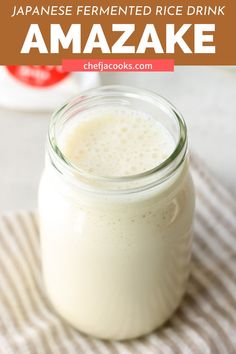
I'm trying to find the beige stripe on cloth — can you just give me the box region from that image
[0,156,236,354]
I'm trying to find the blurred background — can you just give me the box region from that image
[0,66,235,211]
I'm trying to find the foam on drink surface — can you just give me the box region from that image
[60,108,175,177]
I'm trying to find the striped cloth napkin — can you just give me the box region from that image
[0,156,236,354]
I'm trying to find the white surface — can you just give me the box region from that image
[0,68,100,111]
[0,67,235,211]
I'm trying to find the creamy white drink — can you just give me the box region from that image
[39,87,195,340]
[61,109,175,176]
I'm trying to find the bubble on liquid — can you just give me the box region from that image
[61,106,175,178]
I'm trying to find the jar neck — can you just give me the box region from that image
[47,86,188,195]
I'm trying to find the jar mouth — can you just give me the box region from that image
[48,85,187,192]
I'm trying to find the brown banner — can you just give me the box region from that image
[0,0,235,65]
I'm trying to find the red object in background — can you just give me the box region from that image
[6,66,70,88]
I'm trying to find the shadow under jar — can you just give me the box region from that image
[38,86,195,340]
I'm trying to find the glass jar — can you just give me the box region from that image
[38,86,195,340]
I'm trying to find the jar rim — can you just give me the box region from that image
[48,85,188,193]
